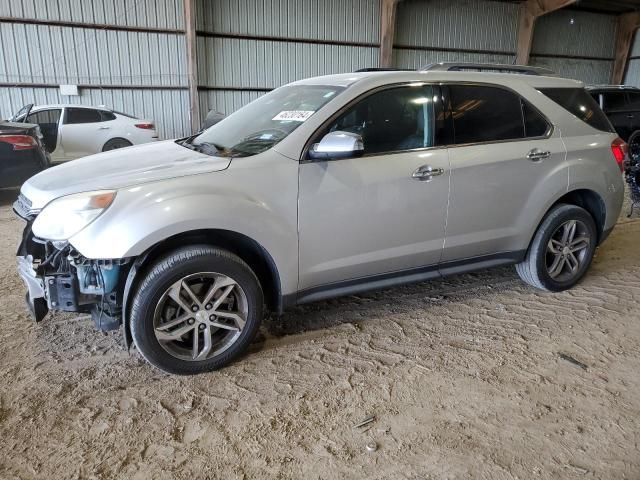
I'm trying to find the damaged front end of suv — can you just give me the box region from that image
[14,191,130,332]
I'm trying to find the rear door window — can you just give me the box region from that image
[602,92,629,112]
[538,88,615,133]
[447,85,525,144]
[627,92,640,110]
[64,108,103,124]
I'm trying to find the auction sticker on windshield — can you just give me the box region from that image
[272,111,315,122]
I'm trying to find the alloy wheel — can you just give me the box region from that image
[153,272,248,362]
[545,219,591,282]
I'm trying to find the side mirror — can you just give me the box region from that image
[308,131,364,160]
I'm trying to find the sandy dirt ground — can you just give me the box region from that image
[1,187,639,480]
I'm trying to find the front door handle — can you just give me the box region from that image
[526,149,551,161]
[412,165,445,181]
[627,114,635,119]
[98,126,110,130]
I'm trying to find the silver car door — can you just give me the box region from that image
[298,84,450,292]
[441,83,567,264]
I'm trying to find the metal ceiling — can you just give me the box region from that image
[494,0,640,14]
[571,0,640,14]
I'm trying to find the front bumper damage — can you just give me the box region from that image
[14,203,130,331]
[17,253,48,321]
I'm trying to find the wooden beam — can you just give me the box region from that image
[515,0,576,65]
[184,0,200,133]
[612,12,640,85]
[379,0,401,68]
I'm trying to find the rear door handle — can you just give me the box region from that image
[526,149,551,161]
[627,114,635,119]
[98,126,110,130]
[412,165,445,181]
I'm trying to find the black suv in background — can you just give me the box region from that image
[588,86,640,142]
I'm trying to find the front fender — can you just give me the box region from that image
[69,155,299,294]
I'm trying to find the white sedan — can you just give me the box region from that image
[11,104,159,162]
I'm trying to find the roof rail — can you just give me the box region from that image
[355,67,415,72]
[421,62,555,76]
[586,84,639,90]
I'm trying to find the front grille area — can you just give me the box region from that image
[13,193,35,220]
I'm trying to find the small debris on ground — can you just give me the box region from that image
[365,441,378,453]
[558,353,588,370]
[353,415,375,429]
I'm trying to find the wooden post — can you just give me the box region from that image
[379,0,401,68]
[612,12,640,85]
[516,4,536,65]
[515,0,576,65]
[184,0,200,133]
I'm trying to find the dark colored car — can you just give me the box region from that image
[0,121,50,188]
[588,86,640,142]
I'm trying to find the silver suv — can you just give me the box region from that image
[14,63,625,375]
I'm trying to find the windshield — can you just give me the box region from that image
[188,85,344,157]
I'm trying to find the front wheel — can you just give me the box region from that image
[516,204,597,292]
[130,246,263,375]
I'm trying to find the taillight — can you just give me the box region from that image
[135,123,155,130]
[0,134,38,151]
[611,137,627,172]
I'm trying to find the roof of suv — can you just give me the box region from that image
[291,70,583,90]
[30,104,112,110]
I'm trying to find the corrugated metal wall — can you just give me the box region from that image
[0,0,184,29]
[0,0,184,28]
[195,0,379,118]
[393,0,518,68]
[0,0,630,141]
[0,23,187,85]
[624,33,640,88]
[0,0,190,139]
[529,9,617,85]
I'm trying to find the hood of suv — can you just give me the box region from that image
[21,140,232,209]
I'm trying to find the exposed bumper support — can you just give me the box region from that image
[17,254,48,321]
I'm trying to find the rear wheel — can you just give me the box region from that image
[102,138,132,151]
[130,246,263,375]
[516,204,597,292]
[628,130,640,169]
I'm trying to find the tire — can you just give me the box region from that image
[628,130,640,171]
[130,246,263,375]
[516,204,597,292]
[102,138,132,151]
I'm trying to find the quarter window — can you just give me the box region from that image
[99,110,117,121]
[522,101,550,138]
[320,85,439,155]
[65,108,103,124]
[448,85,525,144]
[539,88,615,133]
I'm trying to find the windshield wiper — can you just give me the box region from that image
[176,134,199,150]
[194,142,224,156]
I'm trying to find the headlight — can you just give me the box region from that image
[32,190,116,240]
